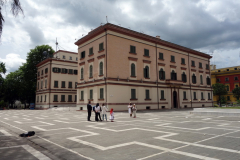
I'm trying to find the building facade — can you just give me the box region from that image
[35,50,78,109]
[75,23,213,111]
[211,65,240,104]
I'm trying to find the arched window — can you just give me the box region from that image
[81,68,84,79]
[89,65,93,78]
[143,66,149,78]
[99,62,103,76]
[159,68,165,80]
[192,73,196,83]
[200,75,203,84]
[182,72,187,82]
[131,63,136,77]
[171,70,177,80]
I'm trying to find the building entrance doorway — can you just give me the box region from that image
[173,91,178,108]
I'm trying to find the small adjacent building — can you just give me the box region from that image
[75,23,213,111]
[211,65,240,104]
[35,50,78,109]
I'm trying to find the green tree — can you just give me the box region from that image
[0,0,23,40]
[232,87,240,101]
[0,62,6,100]
[3,70,22,107]
[212,83,228,107]
[22,45,54,104]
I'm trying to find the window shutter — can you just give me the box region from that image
[143,68,146,78]
[159,70,161,79]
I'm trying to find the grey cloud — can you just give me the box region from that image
[24,24,45,46]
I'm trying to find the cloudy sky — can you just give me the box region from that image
[1,0,240,76]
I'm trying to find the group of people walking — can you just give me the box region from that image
[87,102,137,122]
[87,101,114,122]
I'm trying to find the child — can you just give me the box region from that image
[109,108,114,122]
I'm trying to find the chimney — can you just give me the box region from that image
[156,35,160,39]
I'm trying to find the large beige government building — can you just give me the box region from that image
[75,23,213,111]
[35,50,78,109]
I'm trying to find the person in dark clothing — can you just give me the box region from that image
[87,101,92,121]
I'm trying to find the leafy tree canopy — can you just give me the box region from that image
[232,87,240,100]
[212,83,228,106]
[0,0,23,40]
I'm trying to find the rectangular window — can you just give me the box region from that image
[199,62,202,68]
[208,93,211,100]
[227,96,230,101]
[74,70,78,75]
[131,89,136,99]
[225,78,229,81]
[159,52,163,60]
[81,91,84,100]
[41,70,43,75]
[41,81,43,89]
[54,95,58,102]
[236,85,238,88]
[54,81,58,88]
[76,57,78,61]
[45,79,47,88]
[37,82,39,89]
[75,95,77,102]
[161,90,164,100]
[90,89,93,100]
[75,82,77,88]
[69,56,72,60]
[99,43,104,51]
[40,96,42,102]
[45,95,46,102]
[38,72,40,77]
[68,95,72,102]
[63,55,65,59]
[145,90,150,99]
[201,92,204,99]
[100,88,104,99]
[234,77,238,80]
[206,64,209,70]
[68,82,72,88]
[183,91,187,99]
[130,46,136,53]
[89,47,93,55]
[191,61,195,67]
[193,92,197,99]
[61,68,66,73]
[37,96,39,102]
[61,81,65,88]
[227,69,229,71]
[68,69,73,74]
[217,78,220,82]
[61,95,65,102]
[181,58,185,64]
[45,68,48,73]
[171,55,175,62]
[81,51,85,59]
[144,49,149,56]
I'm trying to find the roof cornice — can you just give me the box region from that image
[75,23,212,59]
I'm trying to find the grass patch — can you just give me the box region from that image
[213,107,240,109]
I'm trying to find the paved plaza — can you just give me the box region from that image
[1,109,240,160]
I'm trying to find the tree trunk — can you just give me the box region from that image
[219,95,221,107]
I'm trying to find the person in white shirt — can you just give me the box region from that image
[101,103,108,121]
[95,103,102,121]
[128,102,133,117]
[132,104,137,118]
